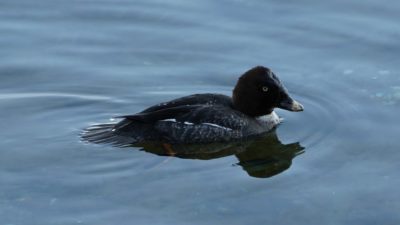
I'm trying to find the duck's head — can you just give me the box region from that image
[232,66,303,117]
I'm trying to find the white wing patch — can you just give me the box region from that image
[160,118,177,122]
[159,119,232,131]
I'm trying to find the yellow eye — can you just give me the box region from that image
[262,86,269,92]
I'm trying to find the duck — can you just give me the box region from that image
[81,66,303,146]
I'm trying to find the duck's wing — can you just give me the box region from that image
[115,93,232,123]
[81,105,202,146]
[140,93,232,113]
[116,105,200,123]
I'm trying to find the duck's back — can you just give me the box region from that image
[140,93,233,113]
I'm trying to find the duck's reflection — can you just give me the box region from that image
[133,131,304,178]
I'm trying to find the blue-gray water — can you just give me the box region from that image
[1,0,400,224]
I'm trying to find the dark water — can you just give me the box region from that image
[1,0,400,224]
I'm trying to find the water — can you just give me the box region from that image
[1,0,400,224]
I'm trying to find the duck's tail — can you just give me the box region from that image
[80,123,137,147]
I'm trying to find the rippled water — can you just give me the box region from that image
[1,0,400,224]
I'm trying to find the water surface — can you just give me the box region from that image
[1,0,400,224]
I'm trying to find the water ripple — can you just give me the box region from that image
[0,92,126,103]
[283,82,365,149]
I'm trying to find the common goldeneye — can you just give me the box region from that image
[81,66,303,145]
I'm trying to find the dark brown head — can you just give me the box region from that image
[232,66,303,117]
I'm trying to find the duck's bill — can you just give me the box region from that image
[278,98,304,112]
